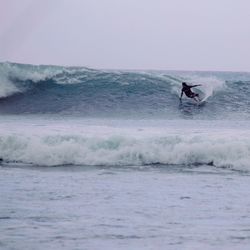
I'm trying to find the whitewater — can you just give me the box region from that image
[1,62,250,250]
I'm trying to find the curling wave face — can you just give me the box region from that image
[0,62,250,119]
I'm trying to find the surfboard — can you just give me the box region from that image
[197,99,206,106]
[198,93,210,104]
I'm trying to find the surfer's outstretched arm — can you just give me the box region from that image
[190,84,201,88]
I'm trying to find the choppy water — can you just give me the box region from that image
[2,165,250,250]
[1,62,250,249]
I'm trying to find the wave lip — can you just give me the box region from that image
[0,132,250,171]
[0,62,95,98]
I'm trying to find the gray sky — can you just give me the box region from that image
[1,0,250,71]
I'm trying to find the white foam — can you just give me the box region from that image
[0,118,249,170]
[0,78,20,97]
[0,63,22,97]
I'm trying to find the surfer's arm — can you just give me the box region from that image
[190,84,201,88]
[180,90,183,100]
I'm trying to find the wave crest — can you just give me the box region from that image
[0,62,249,119]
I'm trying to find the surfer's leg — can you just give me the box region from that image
[190,93,199,102]
[192,93,200,102]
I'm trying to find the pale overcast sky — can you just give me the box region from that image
[1,0,250,71]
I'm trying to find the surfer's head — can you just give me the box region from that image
[182,82,187,87]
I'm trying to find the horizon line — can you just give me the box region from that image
[1,60,250,74]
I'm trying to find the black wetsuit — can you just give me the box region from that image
[180,84,200,99]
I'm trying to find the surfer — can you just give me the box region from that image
[180,82,201,102]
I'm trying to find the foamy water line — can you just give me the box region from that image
[1,119,250,170]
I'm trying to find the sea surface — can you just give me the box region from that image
[1,62,250,250]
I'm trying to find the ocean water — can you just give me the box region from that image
[1,62,250,250]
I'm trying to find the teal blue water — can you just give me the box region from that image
[0,62,250,119]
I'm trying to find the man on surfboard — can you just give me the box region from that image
[180,82,201,102]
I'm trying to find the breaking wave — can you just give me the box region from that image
[0,62,250,119]
[0,130,250,170]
